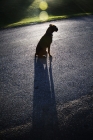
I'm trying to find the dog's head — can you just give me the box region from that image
[49,24,58,32]
[46,24,58,34]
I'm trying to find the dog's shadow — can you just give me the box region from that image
[32,56,60,140]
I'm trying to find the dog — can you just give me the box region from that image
[35,24,58,57]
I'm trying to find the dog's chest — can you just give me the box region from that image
[40,34,52,45]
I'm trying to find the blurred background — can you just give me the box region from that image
[0,0,93,27]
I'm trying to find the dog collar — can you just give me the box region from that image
[46,33,53,36]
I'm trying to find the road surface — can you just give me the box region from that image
[0,15,93,140]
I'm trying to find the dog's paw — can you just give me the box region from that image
[35,53,36,57]
[49,54,52,58]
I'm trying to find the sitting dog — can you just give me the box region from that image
[35,24,58,57]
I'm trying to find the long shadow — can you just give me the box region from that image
[32,56,60,140]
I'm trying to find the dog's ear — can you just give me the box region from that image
[49,24,53,27]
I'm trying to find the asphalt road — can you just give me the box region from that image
[0,15,93,140]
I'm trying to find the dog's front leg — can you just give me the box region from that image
[48,45,51,57]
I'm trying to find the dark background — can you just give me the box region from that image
[0,0,93,27]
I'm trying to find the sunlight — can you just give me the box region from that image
[39,1,48,10]
[39,11,49,21]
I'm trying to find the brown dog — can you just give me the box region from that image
[35,24,58,57]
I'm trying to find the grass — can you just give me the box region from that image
[3,12,93,29]
[4,16,67,28]
[0,0,93,29]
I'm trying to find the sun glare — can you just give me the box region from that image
[39,1,48,10]
[39,11,49,21]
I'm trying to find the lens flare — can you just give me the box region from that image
[39,1,48,10]
[39,11,49,21]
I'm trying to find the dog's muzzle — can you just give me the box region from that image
[56,27,58,32]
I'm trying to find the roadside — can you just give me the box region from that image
[1,13,93,29]
[0,88,93,140]
[0,11,93,140]
[0,0,93,29]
